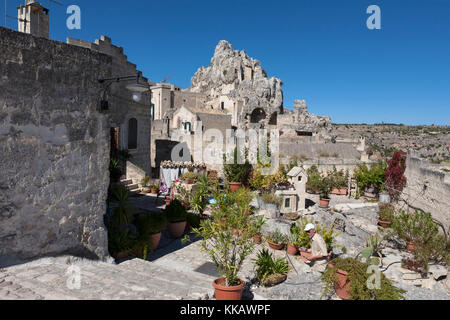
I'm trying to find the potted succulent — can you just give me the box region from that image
[266,229,287,250]
[286,233,299,256]
[323,257,405,300]
[182,171,197,184]
[253,248,289,287]
[318,176,333,208]
[250,216,266,244]
[183,188,256,300]
[377,203,395,228]
[164,199,188,238]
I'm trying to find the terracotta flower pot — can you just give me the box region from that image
[168,221,187,238]
[406,242,415,253]
[151,232,162,251]
[151,189,158,194]
[331,188,340,195]
[339,187,348,195]
[267,240,284,250]
[377,219,392,228]
[114,251,129,261]
[287,244,298,256]
[253,234,262,244]
[334,269,351,300]
[319,198,331,208]
[213,278,245,300]
[228,182,242,192]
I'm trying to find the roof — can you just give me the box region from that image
[287,166,306,177]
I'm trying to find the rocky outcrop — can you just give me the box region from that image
[190,40,283,126]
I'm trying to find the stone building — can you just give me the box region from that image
[150,40,366,175]
[0,1,152,265]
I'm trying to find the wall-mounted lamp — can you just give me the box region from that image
[98,72,150,111]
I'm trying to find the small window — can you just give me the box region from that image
[285,198,290,208]
[221,102,225,110]
[298,176,302,182]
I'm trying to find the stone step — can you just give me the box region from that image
[126,184,139,190]
[120,179,133,186]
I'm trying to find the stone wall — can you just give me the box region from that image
[403,153,450,229]
[0,27,112,266]
[67,36,152,178]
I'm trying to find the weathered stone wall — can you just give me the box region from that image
[403,153,450,229]
[0,27,112,266]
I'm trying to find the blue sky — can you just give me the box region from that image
[3,0,450,125]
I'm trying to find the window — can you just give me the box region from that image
[285,198,290,208]
[128,118,138,149]
[298,176,302,182]
[221,102,225,110]
[150,104,155,121]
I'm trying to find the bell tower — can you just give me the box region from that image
[17,0,49,39]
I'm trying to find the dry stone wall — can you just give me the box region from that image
[403,153,450,230]
[0,27,112,266]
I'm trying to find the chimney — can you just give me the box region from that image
[17,0,49,39]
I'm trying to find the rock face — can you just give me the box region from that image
[0,27,112,266]
[190,40,283,127]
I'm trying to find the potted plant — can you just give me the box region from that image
[318,176,332,208]
[266,229,287,250]
[149,184,159,195]
[223,147,251,191]
[183,188,256,300]
[250,216,266,244]
[253,248,289,287]
[107,226,138,261]
[330,167,348,195]
[140,176,151,193]
[135,212,167,252]
[182,171,197,184]
[360,234,384,266]
[260,193,282,210]
[164,199,188,238]
[286,233,299,256]
[109,158,122,183]
[392,210,447,272]
[377,203,395,227]
[323,257,405,300]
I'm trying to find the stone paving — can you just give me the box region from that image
[0,193,449,300]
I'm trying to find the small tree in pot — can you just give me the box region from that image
[318,176,333,208]
[183,188,255,300]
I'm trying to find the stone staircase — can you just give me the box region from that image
[1,256,216,300]
[120,178,141,196]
